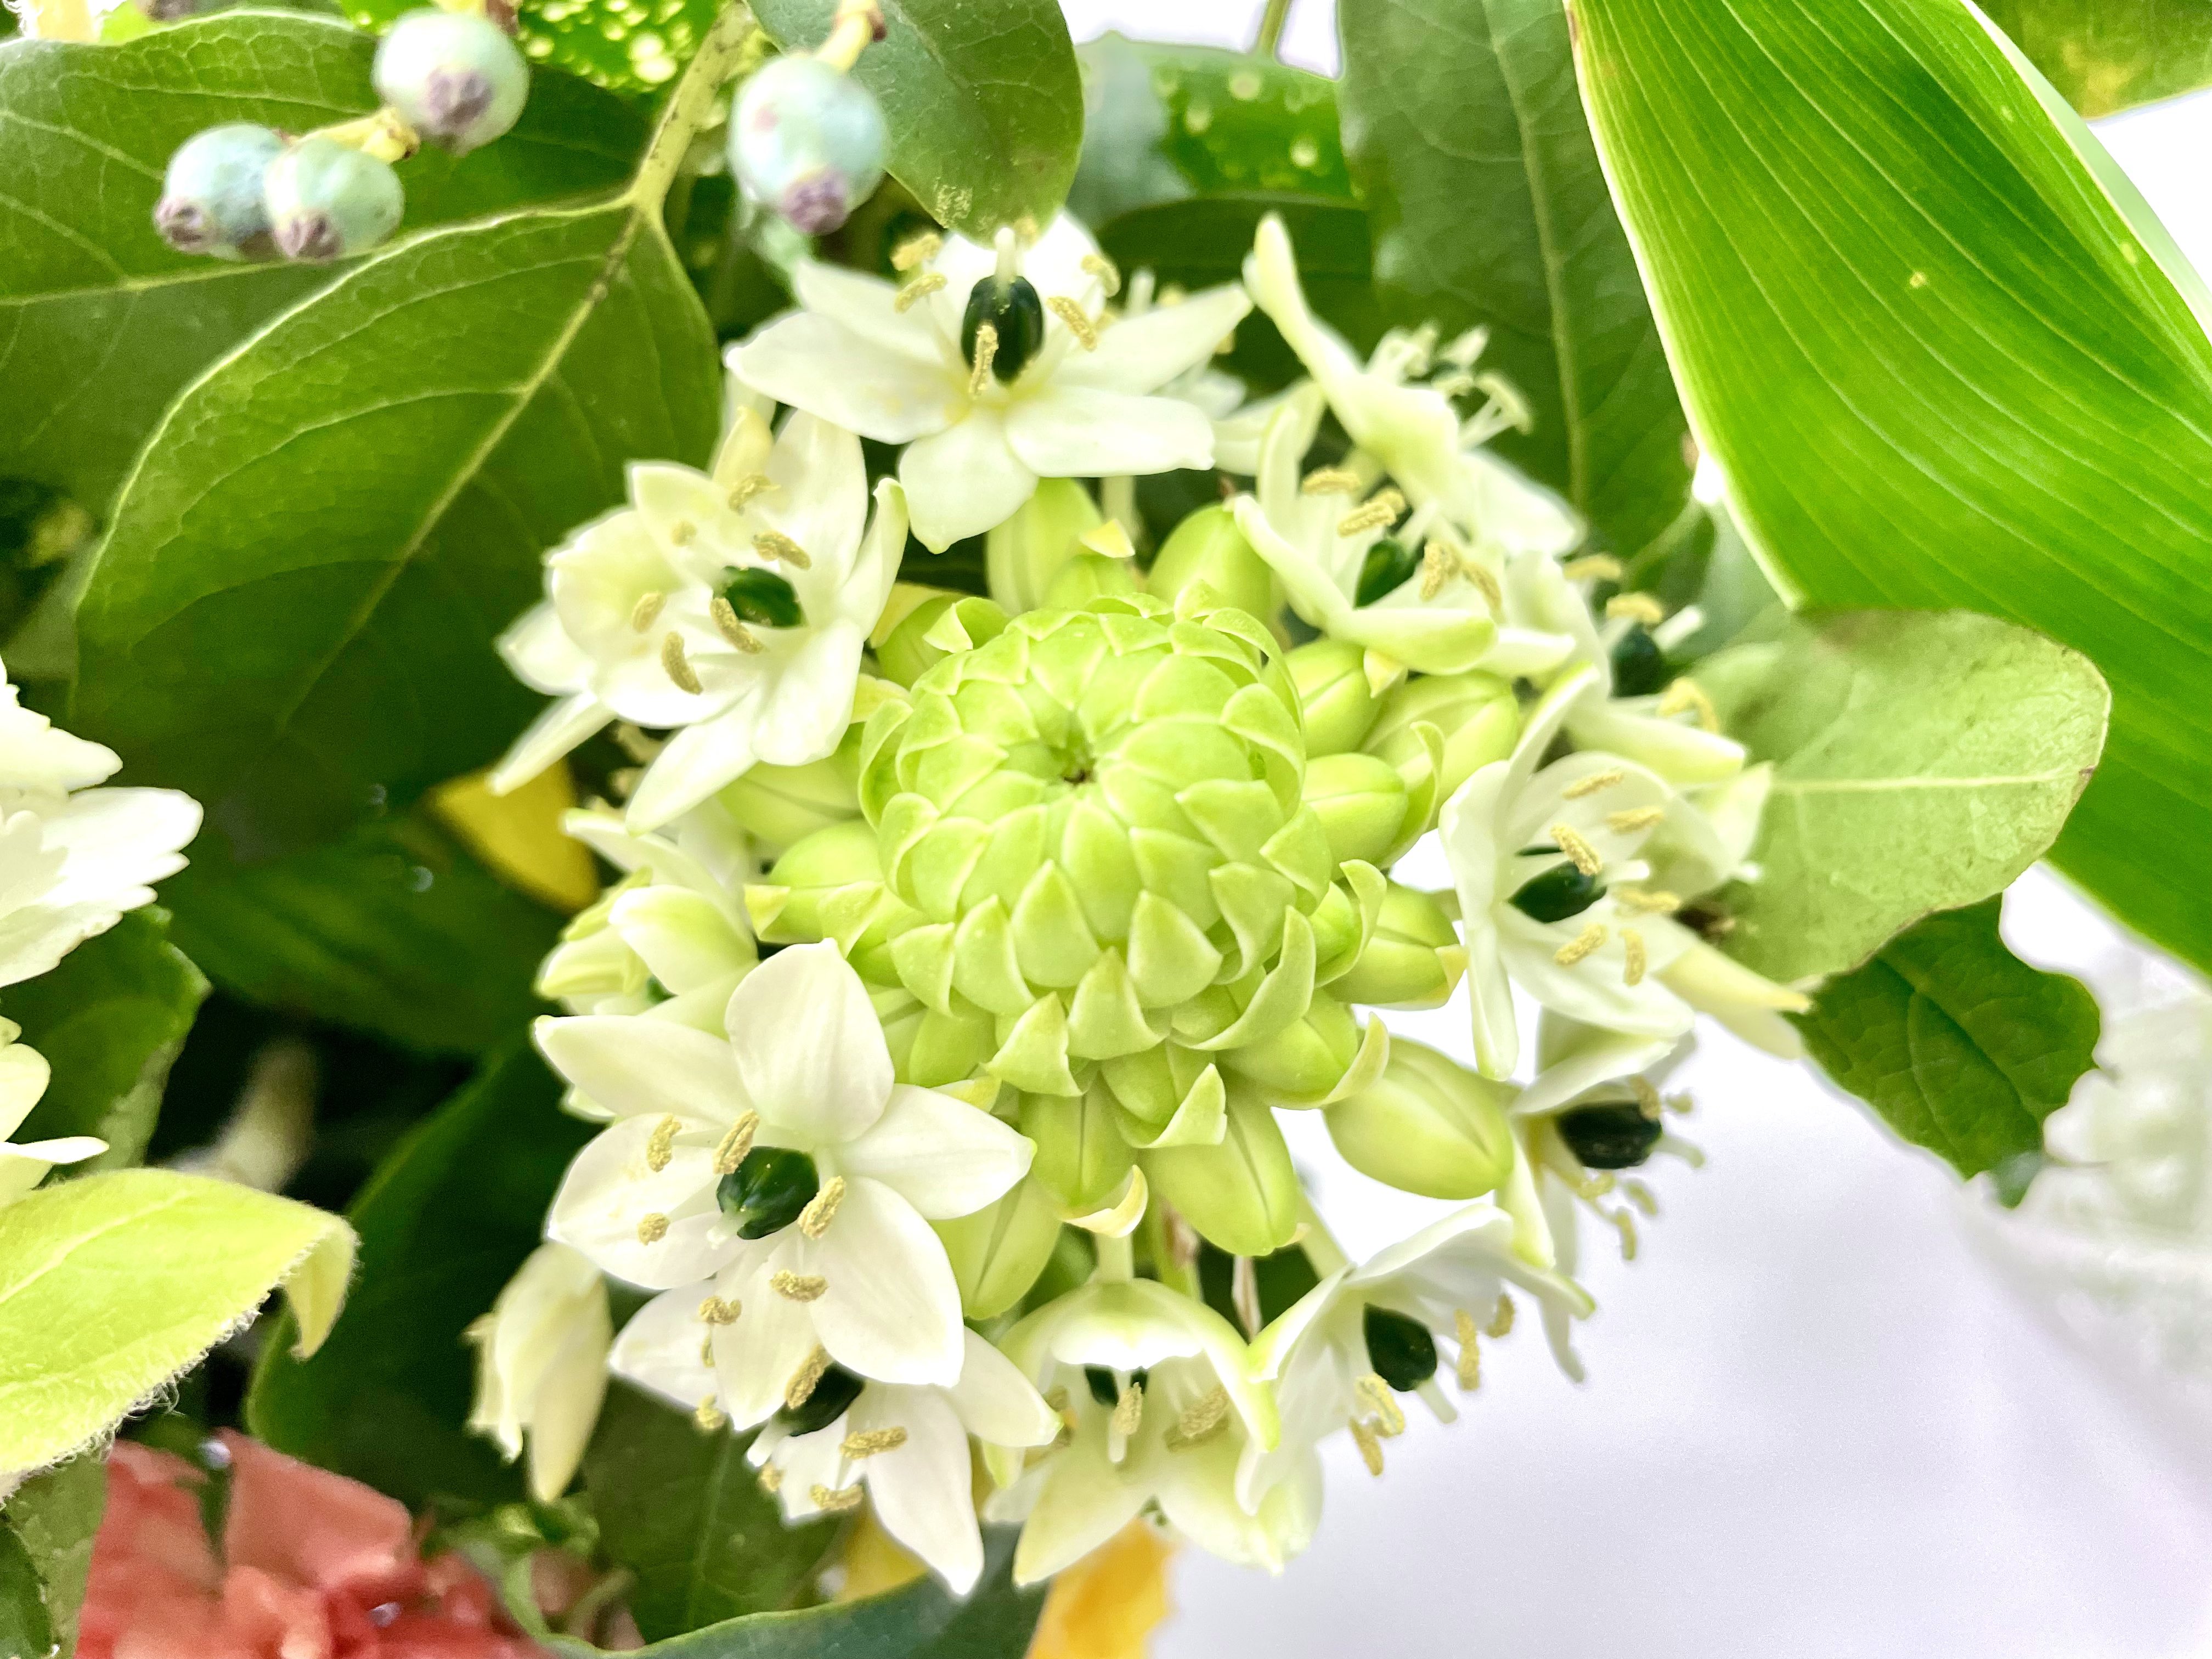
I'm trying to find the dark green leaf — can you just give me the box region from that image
[0,1458,106,1659]
[1572,0,2212,975]
[752,0,1082,239]
[1099,193,1377,391]
[0,1522,49,1659]
[583,1385,835,1639]
[1340,0,1689,557]
[0,12,648,516]
[5,910,208,1169]
[1070,33,1350,228]
[71,196,720,857]
[1981,1,2212,116]
[158,811,559,1057]
[246,1043,594,1506]
[1797,897,2100,1184]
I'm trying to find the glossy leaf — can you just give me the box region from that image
[0,1169,354,1472]
[1340,0,1689,556]
[751,0,1082,239]
[247,1045,591,1506]
[0,12,648,516]
[1572,0,2212,974]
[1981,1,2212,116]
[1797,896,2098,1191]
[71,197,720,858]
[1700,612,2107,983]
[0,1458,105,1659]
[4,910,207,1170]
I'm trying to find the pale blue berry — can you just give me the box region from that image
[264,139,405,263]
[154,123,284,259]
[730,55,887,235]
[373,9,531,156]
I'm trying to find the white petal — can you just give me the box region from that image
[720,1241,826,1427]
[749,625,864,769]
[546,1116,731,1289]
[1057,286,1253,395]
[0,1042,50,1141]
[839,1085,1034,1219]
[1496,912,1695,1042]
[1567,701,1746,786]
[610,887,753,995]
[855,1388,983,1594]
[489,693,611,796]
[761,411,868,615]
[944,1328,1060,1448]
[534,1016,749,1124]
[610,1284,718,1407]
[731,314,965,445]
[791,261,950,366]
[626,697,766,835]
[724,943,892,1146]
[807,1176,964,1385]
[524,1297,612,1503]
[1002,385,1214,478]
[498,602,591,695]
[901,409,1039,551]
[1011,1424,1147,1585]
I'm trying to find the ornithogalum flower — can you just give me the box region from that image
[730,215,1251,550]
[0,1024,104,1205]
[466,1242,611,1504]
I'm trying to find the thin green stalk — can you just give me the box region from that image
[1253,0,1294,59]
[630,3,758,211]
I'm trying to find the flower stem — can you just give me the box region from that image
[630,2,758,211]
[1252,0,1294,59]
[1093,1230,1135,1283]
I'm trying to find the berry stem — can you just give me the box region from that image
[629,2,760,211]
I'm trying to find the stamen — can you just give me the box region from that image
[798,1175,845,1239]
[1577,1171,1618,1200]
[637,1212,669,1245]
[713,1112,759,1175]
[1419,542,1452,602]
[645,1115,679,1173]
[699,1334,715,1366]
[1561,554,1624,583]
[890,230,941,271]
[1658,676,1720,732]
[1081,252,1121,296]
[991,225,1020,284]
[1623,1177,1660,1217]
[968,320,999,395]
[1349,1417,1384,1476]
[1667,1090,1696,1117]
[1622,927,1647,986]
[1631,1077,1663,1119]
[771,1271,828,1302]
[1355,1375,1407,1437]
[1612,1208,1640,1261]
[757,1464,783,1494]
[669,520,697,546]
[727,473,776,510]
[811,1483,866,1514]
[1299,467,1362,496]
[1456,550,1503,611]
[1613,887,1681,915]
[661,632,701,695]
[785,1345,832,1408]
[1335,487,1407,538]
[1232,1255,1262,1336]
[694,1397,727,1432]
[1112,1381,1143,1438]
[697,1295,741,1325]
[630,591,665,631]
[1562,769,1624,800]
[1046,295,1098,349]
[840,1427,908,1458]
[1455,1316,1482,1391]
[1164,1387,1232,1452]
[1554,922,1607,967]
[1606,806,1664,834]
[1550,823,1602,877]
[1606,592,1666,625]
[1486,1294,1515,1340]
[711,596,763,652]
[893,272,946,313]
[752,529,811,569]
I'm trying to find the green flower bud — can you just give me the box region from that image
[1142,1088,1298,1256]
[874,593,1008,689]
[1043,551,1141,608]
[934,1173,1065,1318]
[746,817,915,983]
[1145,505,1274,619]
[373,9,530,156]
[1220,992,1385,1107]
[1301,752,1410,867]
[1325,1036,1515,1199]
[1022,1089,1135,1214]
[264,138,404,263]
[1330,883,1466,1009]
[1288,640,1383,756]
[718,722,862,854]
[1364,671,1519,802]
[986,478,1103,614]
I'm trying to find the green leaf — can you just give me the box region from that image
[751,0,1082,239]
[0,1168,354,1472]
[1069,33,1351,228]
[1980,1,2212,116]
[0,12,648,516]
[4,911,207,1170]
[1571,0,2212,975]
[1099,193,1378,392]
[1699,611,2108,983]
[71,194,720,857]
[1796,896,2100,1186]
[0,1458,106,1659]
[0,1523,48,1659]
[159,811,559,1057]
[1339,0,1689,557]
[583,1385,836,1638]
[247,1043,592,1507]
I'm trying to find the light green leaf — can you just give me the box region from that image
[583,1385,836,1638]
[1796,896,2099,1192]
[248,1044,591,1506]
[0,12,648,518]
[0,1458,106,1659]
[1571,0,2212,974]
[751,0,1082,239]
[1069,33,1351,228]
[1980,1,2212,116]
[0,1169,353,1474]
[1700,611,2108,983]
[1339,0,1689,557]
[71,193,719,857]
[4,911,207,1170]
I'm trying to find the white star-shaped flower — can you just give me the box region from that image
[466,1242,611,1504]
[0,1030,104,1206]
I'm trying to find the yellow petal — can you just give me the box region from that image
[1026,1521,1176,1659]
[431,763,599,913]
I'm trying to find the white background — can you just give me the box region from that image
[1051,3,2212,1652]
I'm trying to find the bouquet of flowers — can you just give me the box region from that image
[0,0,2202,1650]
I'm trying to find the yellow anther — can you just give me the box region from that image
[1355,1375,1407,1437]
[1043,1386,1069,1414]
[710,596,763,652]
[1335,488,1407,538]
[1561,554,1624,582]
[786,1345,832,1409]
[1658,676,1720,732]
[752,529,811,570]
[1563,768,1626,799]
[1621,928,1647,986]
[1606,592,1666,625]
[1419,541,1453,602]
[1046,295,1098,349]
[713,1111,760,1176]
[968,320,998,395]
[890,230,942,270]
[1623,1177,1660,1217]
[1349,1417,1384,1476]
[840,1427,909,1458]
[645,1115,680,1173]
[1165,1386,1232,1452]
[630,590,665,631]
[637,1212,669,1245]
[1112,1381,1144,1438]
[771,1271,828,1302]
[757,1463,783,1493]
[694,1397,727,1432]
[893,271,946,312]
[661,632,701,695]
[697,1295,741,1325]
[798,1175,845,1239]
[811,1484,866,1514]
[1613,887,1682,916]
[1607,806,1665,836]
[1612,1208,1640,1261]
[1081,251,1121,296]
[728,473,776,510]
[1554,922,1607,967]
[1486,1294,1516,1340]
[1666,1090,1696,1118]
[1299,466,1362,496]
[1454,548,1503,611]
[669,520,697,546]
[1577,1171,1618,1200]
[1550,823,1602,877]
[1631,1076,1663,1120]
[1454,1311,1482,1390]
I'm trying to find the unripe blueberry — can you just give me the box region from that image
[730,54,887,234]
[264,138,405,262]
[154,123,284,259]
[374,9,531,155]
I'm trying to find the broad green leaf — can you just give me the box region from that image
[159,811,558,1057]
[1699,611,2108,983]
[0,1523,47,1659]
[0,1169,353,1472]
[1980,1,2212,116]
[1099,193,1378,392]
[1797,896,2099,1192]
[583,1385,835,1638]
[71,195,720,857]
[1571,0,2212,974]
[751,0,1082,239]
[1339,0,1689,557]
[4,911,207,1170]
[247,1044,591,1506]
[0,12,648,517]
[0,1458,106,1659]
[1069,33,1351,228]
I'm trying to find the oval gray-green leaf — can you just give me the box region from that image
[1699,611,2108,983]
[750,0,1081,238]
